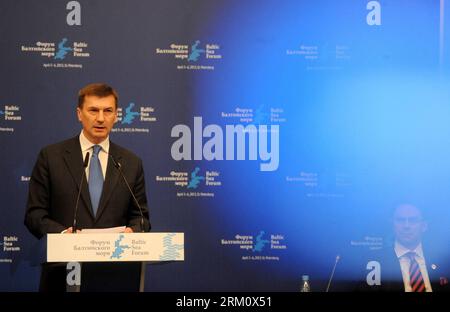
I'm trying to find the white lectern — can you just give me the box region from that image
[43,232,184,292]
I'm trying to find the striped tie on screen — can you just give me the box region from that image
[407,252,426,292]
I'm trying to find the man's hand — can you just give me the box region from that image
[63,227,81,234]
[123,227,134,233]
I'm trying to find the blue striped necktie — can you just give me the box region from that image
[407,251,426,292]
[88,145,104,216]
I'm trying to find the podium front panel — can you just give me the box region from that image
[46,232,184,262]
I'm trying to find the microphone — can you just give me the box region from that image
[325,255,340,292]
[72,152,90,233]
[109,154,146,232]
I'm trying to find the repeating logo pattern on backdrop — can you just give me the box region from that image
[156,166,222,198]
[112,102,157,134]
[21,37,90,69]
[221,106,287,125]
[156,40,222,70]
[0,105,22,133]
[0,236,21,264]
[285,43,351,71]
[221,231,287,261]
[285,171,352,198]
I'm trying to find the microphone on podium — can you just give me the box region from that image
[109,154,146,232]
[72,152,90,233]
[325,255,340,292]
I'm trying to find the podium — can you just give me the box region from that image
[42,232,184,292]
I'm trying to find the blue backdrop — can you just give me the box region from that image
[1,0,450,291]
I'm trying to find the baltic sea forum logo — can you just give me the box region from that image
[110,235,130,259]
[54,38,72,60]
[285,42,350,71]
[221,232,287,261]
[113,102,157,134]
[155,166,222,198]
[253,106,270,125]
[220,106,288,125]
[188,40,205,62]
[121,103,140,125]
[156,40,222,71]
[187,167,205,189]
[0,105,22,133]
[0,235,21,263]
[252,231,270,252]
[21,37,90,69]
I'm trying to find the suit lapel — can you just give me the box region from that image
[62,137,95,219]
[95,143,121,221]
[386,249,405,291]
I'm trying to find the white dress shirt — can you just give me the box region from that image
[394,241,433,292]
[79,130,109,180]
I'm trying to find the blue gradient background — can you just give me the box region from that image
[191,0,450,281]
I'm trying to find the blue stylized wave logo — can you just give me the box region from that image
[253,105,269,125]
[187,167,205,189]
[188,40,205,62]
[110,234,130,259]
[121,102,140,125]
[159,233,184,261]
[252,230,270,252]
[54,38,72,60]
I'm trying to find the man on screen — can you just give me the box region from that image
[365,204,449,292]
[24,83,151,291]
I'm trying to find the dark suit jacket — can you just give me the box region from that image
[25,136,151,238]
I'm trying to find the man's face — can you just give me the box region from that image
[77,95,117,144]
[393,204,427,249]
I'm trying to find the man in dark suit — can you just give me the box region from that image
[25,83,151,291]
[363,204,449,292]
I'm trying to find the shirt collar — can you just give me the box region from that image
[79,130,110,154]
[394,240,424,259]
